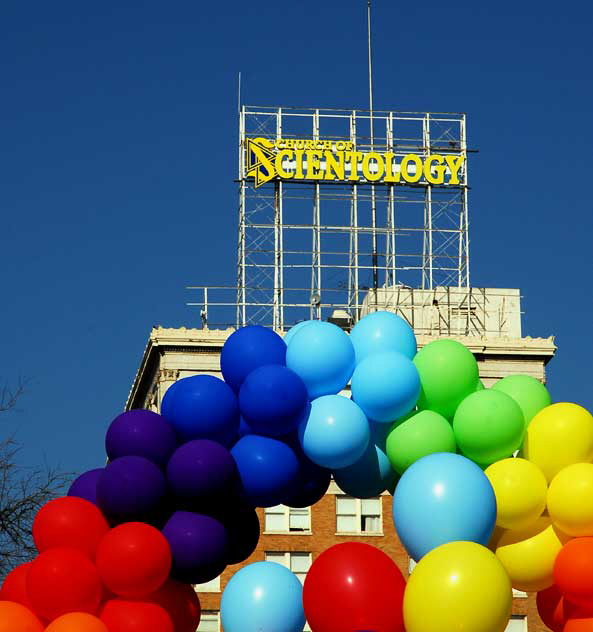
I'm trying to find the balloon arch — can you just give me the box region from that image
[1,312,592,632]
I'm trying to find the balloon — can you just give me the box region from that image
[453,389,525,466]
[392,452,496,561]
[166,439,237,502]
[231,435,299,507]
[493,517,568,592]
[286,321,355,399]
[386,410,456,475]
[96,522,171,598]
[565,616,593,631]
[280,434,331,507]
[221,561,305,632]
[554,537,593,608]
[221,326,287,392]
[100,600,174,632]
[0,601,43,632]
[32,496,109,557]
[0,563,34,610]
[147,579,201,632]
[221,502,261,565]
[162,511,227,584]
[349,310,417,363]
[351,351,420,422]
[303,542,406,632]
[283,320,312,346]
[333,427,397,498]
[403,541,512,632]
[548,463,593,536]
[105,410,177,467]
[484,458,547,530]
[298,395,369,469]
[491,374,551,426]
[413,338,479,419]
[68,468,103,505]
[239,365,308,436]
[26,547,102,621]
[523,403,593,482]
[45,613,108,632]
[536,584,589,632]
[97,456,167,526]
[161,375,239,445]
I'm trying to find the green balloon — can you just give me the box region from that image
[453,389,525,466]
[386,409,457,475]
[413,339,479,419]
[475,379,485,392]
[491,374,551,426]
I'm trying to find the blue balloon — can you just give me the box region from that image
[286,321,355,399]
[231,435,299,507]
[161,375,239,445]
[333,421,398,498]
[283,320,313,346]
[239,365,308,436]
[221,561,305,632]
[350,310,417,363]
[351,351,420,422]
[299,395,370,469]
[392,452,496,561]
[221,326,286,393]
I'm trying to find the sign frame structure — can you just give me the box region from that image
[236,105,470,331]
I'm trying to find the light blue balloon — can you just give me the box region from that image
[286,321,355,399]
[392,452,496,561]
[333,422,397,498]
[221,561,305,632]
[283,320,314,346]
[351,351,420,422]
[350,310,417,364]
[299,395,370,469]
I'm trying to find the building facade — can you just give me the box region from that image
[126,303,556,632]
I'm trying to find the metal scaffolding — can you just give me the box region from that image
[189,104,477,334]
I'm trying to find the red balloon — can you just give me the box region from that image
[565,617,593,631]
[33,496,109,558]
[147,580,201,632]
[0,563,35,611]
[96,522,171,598]
[26,547,102,621]
[100,599,174,632]
[303,542,406,632]
[554,538,593,608]
[537,585,593,632]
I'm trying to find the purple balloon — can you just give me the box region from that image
[105,409,177,467]
[68,468,103,505]
[166,439,237,500]
[97,456,166,525]
[162,511,228,584]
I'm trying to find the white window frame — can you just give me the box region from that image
[335,495,383,535]
[265,551,312,584]
[512,588,528,598]
[263,505,312,534]
[197,610,220,632]
[505,615,528,631]
[193,576,220,593]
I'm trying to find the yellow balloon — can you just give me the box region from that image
[493,516,570,592]
[485,458,547,530]
[403,541,512,632]
[548,462,593,536]
[523,403,593,482]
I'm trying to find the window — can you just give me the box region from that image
[194,576,220,592]
[265,552,312,585]
[512,588,527,598]
[264,505,311,533]
[408,558,416,575]
[505,615,527,631]
[197,611,219,632]
[336,495,382,534]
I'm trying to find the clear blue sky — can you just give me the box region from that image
[1,0,591,477]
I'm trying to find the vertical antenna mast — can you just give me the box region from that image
[367,0,379,298]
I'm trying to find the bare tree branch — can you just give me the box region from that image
[0,380,72,578]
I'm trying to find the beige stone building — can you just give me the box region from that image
[126,290,556,632]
